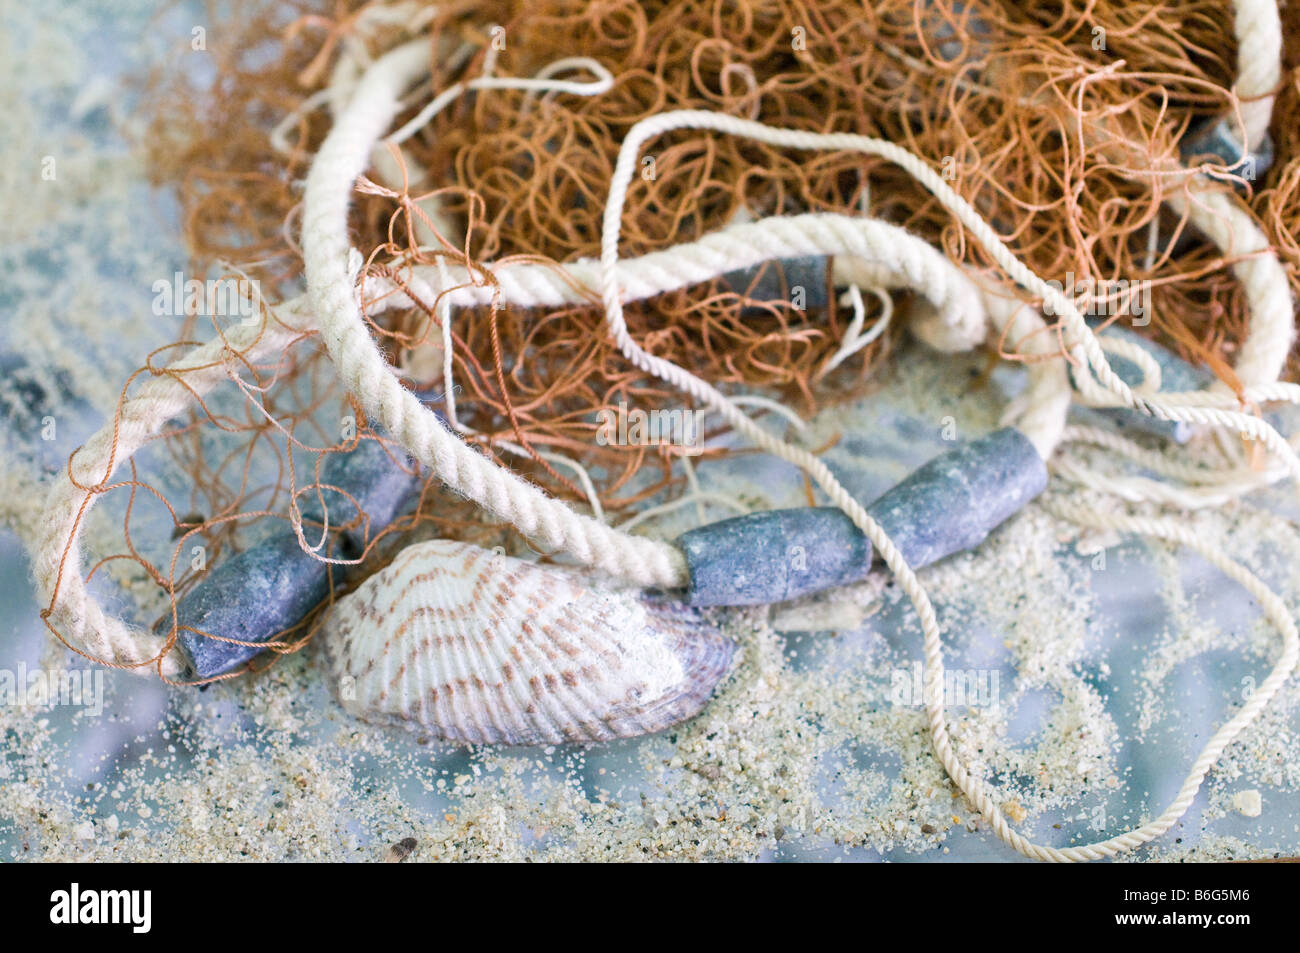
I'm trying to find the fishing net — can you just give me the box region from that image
[43,0,1299,679]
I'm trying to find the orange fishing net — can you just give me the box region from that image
[50,0,1298,676]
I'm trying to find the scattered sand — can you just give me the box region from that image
[1233,790,1263,819]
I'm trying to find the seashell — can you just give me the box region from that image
[320,539,735,745]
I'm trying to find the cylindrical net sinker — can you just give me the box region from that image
[678,426,1048,606]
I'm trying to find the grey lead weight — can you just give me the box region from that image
[164,437,423,679]
[676,427,1046,607]
[718,256,830,313]
[165,533,333,681]
[677,506,874,607]
[297,437,420,559]
[1180,116,1275,189]
[864,427,1047,571]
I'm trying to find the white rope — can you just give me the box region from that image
[292,49,1107,866]
[596,111,1300,486]
[1231,0,1282,149]
[817,285,893,380]
[32,42,655,673]
[29,203,994,673]
[726,394,809,433]
[1098,333,1163,394]
[1053,419,1300,509]
[32,300,313,676]
[1052,459,1276,509]
[421,257,608,521]
[981,289,1071,460]
[616,491,750,533]
[379,213,985,343]
[302,42,688,587]
[384,57,613,146]
[1163,186,1294,394]
[302,9,1289,864]
[1058,179,1295,512]
[1062,424,1285,486]
[1004,497,1298,861]
[1067,102,1294,413]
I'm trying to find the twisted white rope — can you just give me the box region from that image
[301,43,693,588]
[32,303,312,676]
[1098,333,1163,393]
[28,208,989,674]
[817,285,893,379]
[1232,0,1282,149]
[379,213,985,345]
[1063,424,1288,485]
[384,57,614,146]
[991,497,1298,861]
[1052,459,1276,509]
[1164,186,1293,393]
[982,290,1072,460]
[1056,181,1296,512]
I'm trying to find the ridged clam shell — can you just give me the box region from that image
[321,540,734,745]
